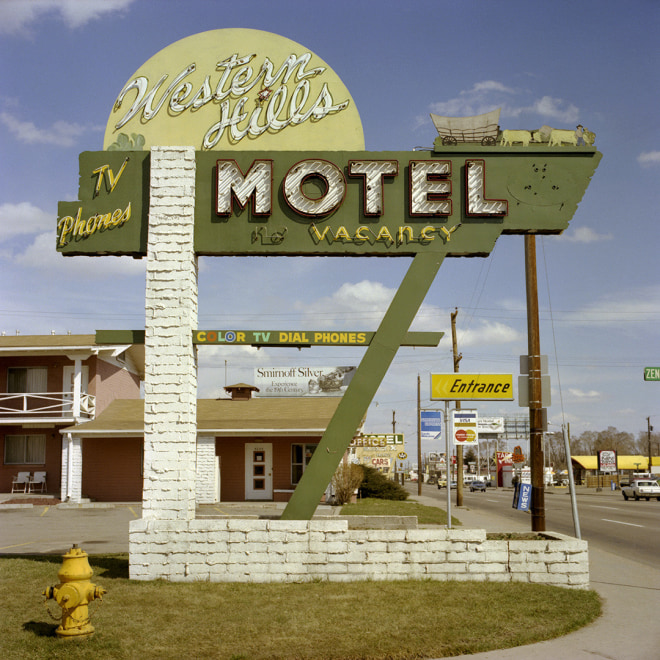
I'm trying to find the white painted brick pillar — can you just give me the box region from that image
[196,435,218,504]
[60,433,83,502]
[143,146,198,521]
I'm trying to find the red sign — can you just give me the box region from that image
[512,446,525,463]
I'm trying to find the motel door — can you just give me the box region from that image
[245,443,273,500]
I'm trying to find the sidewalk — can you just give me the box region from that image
[411,491,660,660]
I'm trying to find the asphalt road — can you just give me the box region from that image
[420,484,660,569]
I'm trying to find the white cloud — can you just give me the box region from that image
[0,112,98,147]
[11,231,146,278]
[638,151,660,167]
[457,321,523,347]
[0,0,135,36]
[525,96,580,123]
[302,280,395,326]
[0,203,53,240]
[429,80,515,118]
[557,227,613,243]
[427,83,580,127]
[564,285,660,327]
[568,388,600,399]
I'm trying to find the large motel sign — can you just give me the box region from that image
[57,28,601,520]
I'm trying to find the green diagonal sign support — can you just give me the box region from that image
[281,251,446,519]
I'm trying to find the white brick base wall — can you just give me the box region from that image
[129,519,589,588]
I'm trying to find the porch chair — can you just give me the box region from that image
[28,471,47,493]
[11,471,30,493]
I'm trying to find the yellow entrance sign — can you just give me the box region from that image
[430,373,513,401]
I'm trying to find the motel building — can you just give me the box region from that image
[0,334,143,499]
[1,334,340,503]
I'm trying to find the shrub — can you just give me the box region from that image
[331,461,364,505]
[358,465,409,500]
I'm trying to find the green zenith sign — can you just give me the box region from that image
[644,367,660,381]
[57,147,601,258]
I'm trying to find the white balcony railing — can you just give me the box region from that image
[0,392,96,420]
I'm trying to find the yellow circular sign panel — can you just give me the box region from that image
[104,29,364,152]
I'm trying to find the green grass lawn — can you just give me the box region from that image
[1,498,601,658]
[340,497,460,525]
[2,553,600,660]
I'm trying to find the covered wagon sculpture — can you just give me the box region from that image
[431,109,595,148]
[430,108,501,146]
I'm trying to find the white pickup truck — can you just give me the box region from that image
[621,479,660,501]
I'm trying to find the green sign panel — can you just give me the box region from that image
[644,367,660,381]
[57,151,149,256]
[193,329,442,347]
[95,329,442,348]
[57,147,601,257]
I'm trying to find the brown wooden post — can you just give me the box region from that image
[525,235,546,531]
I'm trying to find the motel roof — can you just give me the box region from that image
[61,396,342,438]
[0,333,145,379]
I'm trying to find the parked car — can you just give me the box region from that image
[468,481,487,492]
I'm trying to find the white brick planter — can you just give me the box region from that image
[129,519,589,588]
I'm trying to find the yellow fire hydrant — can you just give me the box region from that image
[43,544,106,639]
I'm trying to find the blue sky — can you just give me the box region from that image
[0,0,658,451]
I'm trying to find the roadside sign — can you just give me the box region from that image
[518,374,551,407]
[371,457,391,468]
[421,410,443,440]
[512,445,525,464]
[430,374,513,401]
[477,416,504,433]
[397,452,408,460]
[598,450,617,473]
[512,483,532,511]
[519,355,548,374]
[644,367,660,381]
[452,409,478,445]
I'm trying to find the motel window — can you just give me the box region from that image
[291,443,317,484]
[7,367,47,393]
[4,434,46,465]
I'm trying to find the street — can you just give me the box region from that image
[418,484,660,568]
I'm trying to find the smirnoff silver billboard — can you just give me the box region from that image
[254,366,356,397]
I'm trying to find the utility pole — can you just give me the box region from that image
[451,308,463,507]
[392,410,399,485]
[525,235,545,531]
[648,417,654,474]
[417,375,422,496]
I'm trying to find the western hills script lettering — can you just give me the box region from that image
[112,52,349,148]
